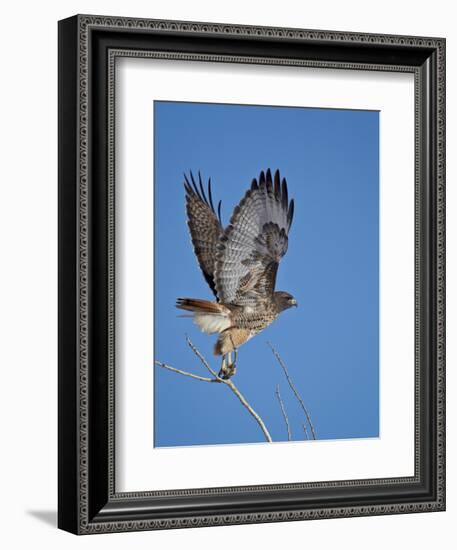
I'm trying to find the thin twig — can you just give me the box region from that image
[156,338,273,443]
[154,361,217,383]
[302,423,309,440]
[267,342,317,440]
[185,335,219,378]
[224,379,272,442]
[275,384,291,441]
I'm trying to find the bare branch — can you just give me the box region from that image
[302,423,309,440]
[156,338,273,443]
[275,384,291,441]
[154,361,217,383]
[224,379,272,442]
[267,342,317,440]
[185,335,219,378]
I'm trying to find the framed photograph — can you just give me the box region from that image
[58,14,446,534]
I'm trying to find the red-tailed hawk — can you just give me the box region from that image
[177,169,296,378]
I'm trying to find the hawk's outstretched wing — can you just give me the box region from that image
[214,169,294,307]
[184,172,223,297]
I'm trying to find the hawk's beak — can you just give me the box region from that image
[291,299,298,307]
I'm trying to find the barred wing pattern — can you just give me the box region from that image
[184,173,223,297]
[214,169,294,307]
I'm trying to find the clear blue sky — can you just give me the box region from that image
[154,101,379,447]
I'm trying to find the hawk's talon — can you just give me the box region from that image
[218,353,237,379]
[218,364,237,380]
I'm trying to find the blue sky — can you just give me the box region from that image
[154,101,379,447]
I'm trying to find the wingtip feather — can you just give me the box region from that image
[274,170,281,197]
[288,198,295,229]
[281,178,288,209]
[217,200,223,225]
[265,168,273,193]
[183,172,191,190]
[259,170,266,188]
[198,171,209,204]
[207,177,215,212]
[189,171,201,198]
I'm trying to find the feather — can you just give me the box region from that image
[194,314,231,334]
[176,298,231,335]
[259,170,266,188]
[288,199,294,229]
[207,177,215,212]
[274,170,280,196]
[198,171,208,204]
[217,200,222,225]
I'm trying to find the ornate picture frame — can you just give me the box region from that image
[58,14,445,534]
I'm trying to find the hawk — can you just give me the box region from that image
[177,169,297,378]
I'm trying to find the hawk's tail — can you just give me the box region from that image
[176,298,225,314]
[176,298,231,335]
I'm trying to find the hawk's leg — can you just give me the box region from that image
[218,350,238,379]
[230,347,238,370]
[218,354,227,379]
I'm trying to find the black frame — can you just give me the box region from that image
[58,14,446,534]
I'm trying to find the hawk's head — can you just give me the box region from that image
[274,291,298,313]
